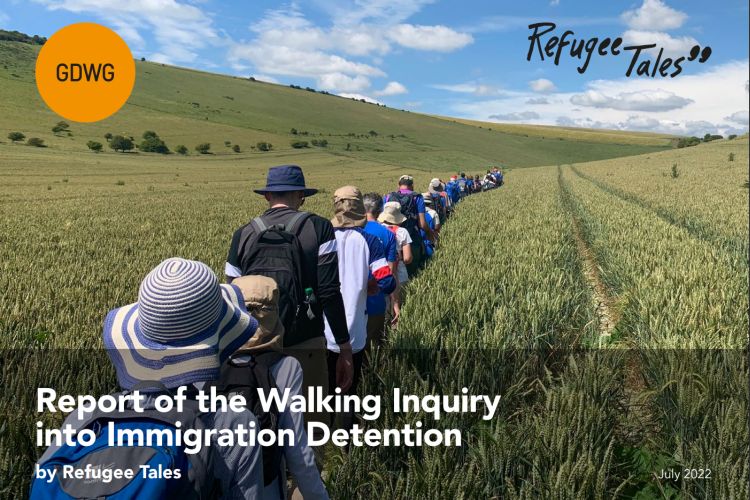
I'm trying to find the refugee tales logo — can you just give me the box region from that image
[526,22,712,78]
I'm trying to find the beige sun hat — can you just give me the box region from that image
[378,201,407,225]
[231,275,284,353]
[331,185,366,228]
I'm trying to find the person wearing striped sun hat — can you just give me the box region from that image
[102,257,265,497]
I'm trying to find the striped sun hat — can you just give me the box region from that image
[103,258,258,390]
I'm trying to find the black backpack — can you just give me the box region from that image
[389,191,420,239]
[238,212,314,339]
[430,193,446,224]
[209,352,285,487]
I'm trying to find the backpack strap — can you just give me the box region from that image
[251,216,268,234]
[286,211,311,234]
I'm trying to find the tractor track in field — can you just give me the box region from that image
[557,165,619,345]
[558,165,656,451]
[569,165,747,262]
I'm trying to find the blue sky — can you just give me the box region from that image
[2,0,748,135]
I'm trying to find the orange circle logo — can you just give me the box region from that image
[35,23,135,123]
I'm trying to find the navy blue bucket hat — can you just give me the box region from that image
[254,165,318,197]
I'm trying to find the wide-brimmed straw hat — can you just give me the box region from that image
[103,258,258,390]
[331,185,366,228]
[253,165,318,197]
[378,201,406,225]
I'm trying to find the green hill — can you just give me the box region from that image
[0,40,671,170]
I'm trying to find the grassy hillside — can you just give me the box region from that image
[0,40,671,171]
[431,115,677,147]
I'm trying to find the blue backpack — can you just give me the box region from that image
[445,182,460,203]
[30,383,218,500]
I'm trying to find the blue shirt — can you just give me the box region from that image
[363,221,398,315]
[422,213,435,258]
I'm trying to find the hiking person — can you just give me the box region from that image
[383,175,433,277]
[227,275,329,500]
[445,175,461,205]
[465,174,475,195]
[474,175,482,193]
[483,170,496,190]
[33,258,264,499]
[427,178,448,225]
[325,187,396,427]
[362,192,399,348]
[378,202,412,325]
[421,193,440,259]
[422,192,441,234]
[457,172,469,199]
[225,164,353,427]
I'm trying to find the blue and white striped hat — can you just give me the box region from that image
[103,258,258,390]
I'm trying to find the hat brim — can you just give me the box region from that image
[253,186,318,197]
[378,213,407,225]
[103,284,258,390]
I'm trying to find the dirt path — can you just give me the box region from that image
[570,216,619,345]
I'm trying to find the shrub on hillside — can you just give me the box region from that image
[26,137,45,147]
[109,135,134,153]
[87,140,103,152]
[104,132,113,141]
[195,143,211,154]
[703,133,723,142]
[676,136,701,148]
[8,131,25,143]
[290,128,298,135]
[728,134,737,140]
[175,145,188,155]
[232,144,241,153]
[256,142,273,152]
[140,136,170,154]
[291,141,309,149]
[224,140,232,147]
[142,130,158,140]
[52,121,70,135]
[311,139,328,147]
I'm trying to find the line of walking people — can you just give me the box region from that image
[32,164,503,500]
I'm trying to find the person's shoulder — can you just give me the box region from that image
[271,355,303,390]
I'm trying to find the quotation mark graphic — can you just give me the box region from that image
[688,45,712,63]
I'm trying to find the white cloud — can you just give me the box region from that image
[621,0,687,31]
[529,78,556,93]
[450,60,750,137]
[325,0,436,26]
[252,74,279,84]
[488,111,540,121]
[0,10,9,27]
[389,24,473,52]
[550,0,560,5]
[33,0,218,64]
[229,5,470,92]
[229,44,385,80]
[338,93,383,105]
[375,81,408,96]
[432,82,516,97]
[725,110,749,125]
[317,73,371,92]
[570,89,692,112]
[526,97,549,105]
[622,29,698,57]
